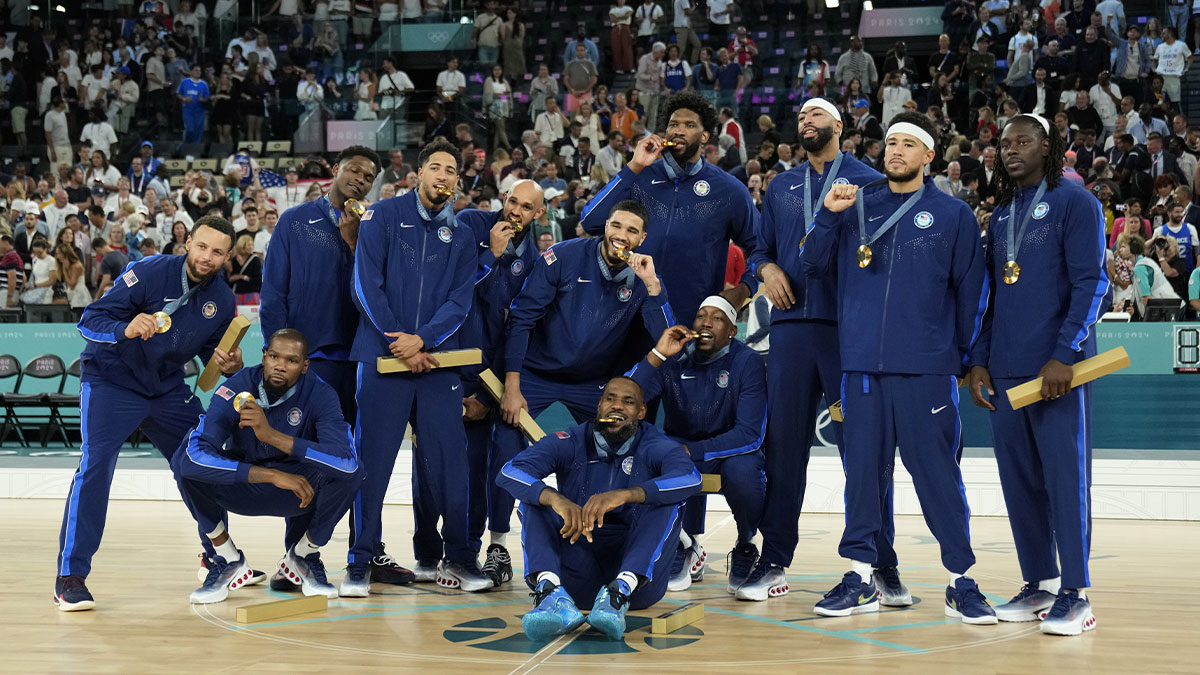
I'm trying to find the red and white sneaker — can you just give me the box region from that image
[190,552,254,604]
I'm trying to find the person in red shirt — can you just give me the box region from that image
[725,241,745,289]
[727,26,758,86]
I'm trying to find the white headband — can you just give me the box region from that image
[885,122,935,151]
[700,295,737,325]
[1017,114,1051,135]
[801,98,842,121]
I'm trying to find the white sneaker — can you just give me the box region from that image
[436,559,493,592]
[190,552,254,604]
[995,583,1057,622]
[339,565,370,598]
[413,561,438,583]
[736,560,788,601]
[279,551,339,599]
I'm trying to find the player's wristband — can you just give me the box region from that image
[651,348,667,362]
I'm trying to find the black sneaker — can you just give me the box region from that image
[54,575,95,612]
[482,544,513,587]
[370,543,416,585]
[270,571,301,592]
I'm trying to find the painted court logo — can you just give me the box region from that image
[914,212,934,229]
[1033,202,1050,219]
[287,408,302,426]
[511,259,524,275]
[438,226,453,243]
[202,301,217,318]
[693,180,711,197]
[443,616,702,654]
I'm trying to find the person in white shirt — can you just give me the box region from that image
[1095,0,1126,41]
[254,208,276,259]
[268,165,307,213]
[106,67,140,134]
[436,56,467,104]
[1089,70,1122,139]
[1153,26,1192,103]
[297,67,324,112]
[933,161,964,198]
[377,56,415,113]
[984,0,1009,33]
[21,238,58,305]
[596,129,627,180]
[672,0,701,65]
[877,70,912,126]
[103,177,144,217]
[707,0,733,45]
[80,107,118,161]
[43,96,73,170]
[1006,18,1038,63]
[80,64,109,108]
[533,96,569,147]
[635,1,665,50]
[225,27,258,59]
[43,190,79,242]
[57,51,82,90]
[0,35,12,63]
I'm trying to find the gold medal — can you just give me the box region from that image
[232,391,256,412]
[856,244,873,268]
[1003,260,1021,285]
[613,244,633,262]
[508,213,526,234]
[343,198,366,217]
[435,184,455,197]
[153,311,171,334]
[798,235,806,250]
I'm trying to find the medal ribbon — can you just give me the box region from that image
[804,151,845,235]
[856,182,926,250]
[1006,179,1048,267]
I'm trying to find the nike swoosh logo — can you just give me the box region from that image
[869,215,882,222]
[859,592,876,604]
[790,184,803,190]
[931,405,947,414]
[308,218,322,224]
[651,179,667,184]
[577,278,592,283]
[452,384,460,390]
[680,374,696,380]
[400,222,415,228]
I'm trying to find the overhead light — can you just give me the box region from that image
[824,0,838,7]
[460,16,471,24]
[863,0,873,9]
[29,4,40,9]
[56,4,66,10]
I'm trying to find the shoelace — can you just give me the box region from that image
[958,582,989,607]
[62,575,88,593]
[373,551,400,567]
[743,558,772,584]
[1009,582,1041,603]
[604,582,629,609]
[823,572,863,599]
[203,557,231,586]
[530,581,555,606]
[305,554,330,584]
[875,566,901,589]
[728,545,757,580]
[1045,592,1078,619]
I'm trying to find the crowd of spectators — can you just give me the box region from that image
[2,0,1200,320]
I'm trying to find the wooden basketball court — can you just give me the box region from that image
[8,498,1196,673]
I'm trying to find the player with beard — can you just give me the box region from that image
[579,90,759,324]
[343,140,485,595]
[55,216,245,611]
[172,329,362,603]
[497,377,701,642]
[801,113,996,624]
[492,200,676,567]
[451,179,546,586]
[742,97,905,604]
[257,146,411,591]
[967,114,1109,636]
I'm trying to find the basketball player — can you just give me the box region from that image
[627,297,766,593]
[968,114,1110,636]
[497,377,701,641]
[342,140,488,595]
[55,216,244,611]
[801,113,996,624]
[174,329,361,603]
[743,97,905,604]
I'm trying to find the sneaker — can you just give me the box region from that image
[667,543,691,592]
[522,580,586,641]
[413,560,439,583]
[271,571,300,592]
[735,559,788,601]
[995,583,1057,622]
[370,543,415,585]
[726,542,759,594]
[1040,590,1097,636]
[945,577,998,625]
[873,566,912,607]
[196,551,266,585]
[482,544,513,587]
[279,551,339,599]
[586,581,630,640]
[189,552,254,604]
[437,559,493,592]
[339,564,370,597]
[814,571,880,617]
[53,575,95,612]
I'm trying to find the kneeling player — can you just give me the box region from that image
[497,377,701,641]
[172,329,363,603]
[628,296,766,593]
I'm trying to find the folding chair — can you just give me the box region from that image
[47,358,82,447]
[5,354,68,447]
[0,354,22,446]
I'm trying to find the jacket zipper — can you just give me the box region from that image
[415,225,428,328]
[877,197,898,371]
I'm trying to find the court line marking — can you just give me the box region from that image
[507,630,579,675]
[221,598,527,630]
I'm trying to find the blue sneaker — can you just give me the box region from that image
[522,580,586,641]
[279,551,339,599]
[339,564,370,598]
[995,583,1057,622]
[54,575,95,612]
[587,581,631,640]
[814,571,880,617]
[873,566,912,607]
[945,577,998,625]
[189,552,254,604]
[1040,590,1097,636]
[726,542,759,594]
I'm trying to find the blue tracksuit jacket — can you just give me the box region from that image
[504,237,675,382]
[78,253,234,396]
[260,195,359,358]
[801,178,988,376]
[968,180,1112,377]
[751,152,883,323]
[350,190,476,361]
[173,366,357,483]
[579,159,760,321]
[627,340,767,463]
[497,421,702,508]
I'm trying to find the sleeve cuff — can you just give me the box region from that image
[478,249,498,268]
[638,480,661,505]
[1051,344,1079,365]
[235,462,252,483]
[290,441,309,462]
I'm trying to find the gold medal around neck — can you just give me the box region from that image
[856,244,873,268]
[1003,260,1021,285]
[613,244,633,262]
[343,198,366,217]
[153,311,171,334]
[232,391,256,412]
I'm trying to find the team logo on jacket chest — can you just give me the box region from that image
[287,407,303,426]
[832,177,850,186]
[693,180,711,197]
[1033,202,1050,219]
[438,226,453,243]
[202,301,217,318]
[510,259,524,275]
[621,456,634,475]
[716,370,730,388]
[914,211,934,229]
[617,287,633,302]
